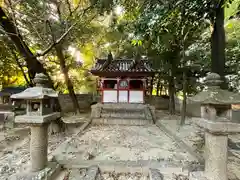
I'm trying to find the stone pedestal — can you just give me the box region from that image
[30,124,48,172]
[193,118,240,180]
[204,132,227,180]
[15,113,60,172]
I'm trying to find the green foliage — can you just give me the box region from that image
[1,0,240,94]
[0,41,26,87]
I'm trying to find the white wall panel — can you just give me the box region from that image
[103,90,117,103]
[129,91,143,103]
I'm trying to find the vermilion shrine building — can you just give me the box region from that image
[90,56,156,125]
[91,58,155,104]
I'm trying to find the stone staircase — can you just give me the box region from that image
[91,103,155,125]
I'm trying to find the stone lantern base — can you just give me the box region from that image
[9,162,61,180]
[191,118,240,180]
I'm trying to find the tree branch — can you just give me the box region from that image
[65,0,73,16]
[36,22,75,57]
[10,48,32,86]
[36,3,96,58]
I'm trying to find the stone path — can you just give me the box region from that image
[53,125,197,163]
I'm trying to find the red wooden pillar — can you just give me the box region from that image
[127,78,130,103]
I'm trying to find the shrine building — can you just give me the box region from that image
[90,56,155,104]
[90,55,156,125]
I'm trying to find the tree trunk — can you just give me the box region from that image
[150,76,154,96]
[11,49,31,86]
[156,74,161,96]
[55,44,81,114]
[168,69,175,114]
[160,84,163,96]
[0,7,51,85]
[211,4,226,88]
[180,71,187,125]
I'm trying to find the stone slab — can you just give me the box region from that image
[84,166,99,180]
[92,118,151,125]
[15,112,60,124]
[189,171,208,180]
[193,118,240,134]
[149,169,163,180]
[9,162,61,180]
[57,159,196,176]
[52,119,92,160]
[156,121,204,163]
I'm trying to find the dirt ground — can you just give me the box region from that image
[53,124,197,162]
[0,111,239,180]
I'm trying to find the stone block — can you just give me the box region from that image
[85,165,99,180]
[149,168,163,180]
[15,112,60,124]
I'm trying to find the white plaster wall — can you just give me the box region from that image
[118,90,128,102]
[103,90,117,103]
[129,91,143,103]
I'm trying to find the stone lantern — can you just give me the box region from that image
[189,73,240,180]
[190,73,240,121]
[10,73,60,172]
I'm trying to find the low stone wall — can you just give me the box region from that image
[58,94,170,113]
[0,104,12,111]
[145,96,169,110]
[175,98,201,117]
[57,94,202,117]
[58,94,96,113]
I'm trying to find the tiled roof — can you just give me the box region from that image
[91,58,155,73]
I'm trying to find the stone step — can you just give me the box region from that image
[149,168,189,180]
[92,118,152,125]
[100,103,150,110]
[100,112,146,119]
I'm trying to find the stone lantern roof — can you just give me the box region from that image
[190,73,240,105]
[10,73,58,100]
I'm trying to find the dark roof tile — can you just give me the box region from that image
[91,58,155,73]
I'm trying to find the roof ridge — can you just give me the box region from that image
[91,58,155,73]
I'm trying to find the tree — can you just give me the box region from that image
[0,0,101,114]
[0,7,49,86]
